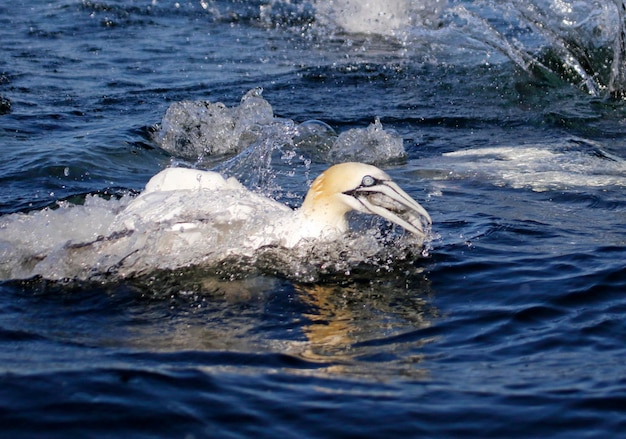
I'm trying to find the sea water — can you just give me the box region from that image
[0,0,625,437]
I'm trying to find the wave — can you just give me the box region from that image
[425,138,626,191]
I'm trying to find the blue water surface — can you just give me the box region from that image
[1,1,626,437]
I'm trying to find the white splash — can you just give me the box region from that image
[154,88,274,159]
[153,88,407,167]
[314,0,447,35]
[436,141,626,191]
[0,196,130,281]
[0,88,427,283]
[329,117,405,164]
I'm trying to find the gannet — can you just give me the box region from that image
[295,162,431,243]
[0,162,432,281]
[114,162,431,251]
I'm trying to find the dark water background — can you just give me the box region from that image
[1,0,626,437]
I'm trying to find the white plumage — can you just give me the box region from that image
[0,162,431,281]
[113,162,431,250]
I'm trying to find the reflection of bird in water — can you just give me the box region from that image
[117,275,435,380]
[115,162,431,251]
[294,281,434,379]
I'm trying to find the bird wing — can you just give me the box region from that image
[110,168,291,236]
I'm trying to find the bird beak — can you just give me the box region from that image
[351,181,432,237]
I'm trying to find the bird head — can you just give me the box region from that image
[300,162,432,237]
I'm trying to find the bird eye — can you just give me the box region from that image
[361,175,376,187]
